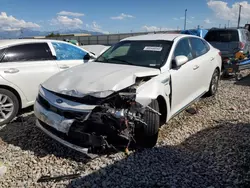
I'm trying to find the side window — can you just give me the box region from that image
[1,43,54,63]
[190,38,208,57]
[52,42,87,60]
[174,38,193,61]
[0,49,5,62]
[202,40,210,51]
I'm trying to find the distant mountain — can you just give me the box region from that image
[0,28,104,39]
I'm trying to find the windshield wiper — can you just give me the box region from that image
[107,58,136,65]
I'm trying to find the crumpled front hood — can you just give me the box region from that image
[42,62,160,97]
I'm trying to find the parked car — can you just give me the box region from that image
[80,45,111,56]
[34,34,222,154]
[204,28,250,74]
[205,28,250,57]
[0,39,96,126]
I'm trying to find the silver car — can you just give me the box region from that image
[205,28,250,58]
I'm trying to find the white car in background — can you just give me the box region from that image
[34,34,222,154]
[80,45,111,56]
[0,39,96,125]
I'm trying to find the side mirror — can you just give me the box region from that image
[83,53,91,60]
[174,55,188,67]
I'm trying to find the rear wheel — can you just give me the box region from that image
[135,100,160,148]
[205,69,220,97]
[0,89,19,127]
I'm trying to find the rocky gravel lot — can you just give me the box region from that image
[0,74,250,188]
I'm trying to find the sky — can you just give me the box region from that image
[1,0,250,34]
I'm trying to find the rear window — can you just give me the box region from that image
[1,43,54,63]
[205,30,239,42]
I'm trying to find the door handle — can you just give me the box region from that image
[211,57,215,61]
[4,68,19,74]
[59,65,69,69]
[193,65,199,70]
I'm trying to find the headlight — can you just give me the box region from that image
[60,89,85,97]
[38,84,45,96]
[88,90,114,98]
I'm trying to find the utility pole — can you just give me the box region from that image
[184,9,187,30]
[237,4,242,28]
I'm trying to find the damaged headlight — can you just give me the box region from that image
[60,89,85,97]
[88,90,114,98]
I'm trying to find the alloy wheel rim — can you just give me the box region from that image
[0,94,14,122]
[211,73,219,94]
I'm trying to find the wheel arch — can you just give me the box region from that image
[215,66,220,74]
[0,85,22,111]
[156,95,168,127]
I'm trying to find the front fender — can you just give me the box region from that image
[135,72,171,106]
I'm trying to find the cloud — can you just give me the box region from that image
[207,0,250,23]
[173,16,192,23]
[86,21,109,34]
[110,13,135,20]
[142,25,175,32]
[51,16,83,28]
[57,11,84,17]
[204,18,212,24]
[0,12,40,31]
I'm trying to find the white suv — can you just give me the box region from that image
[34,34,222,154]
[0,39,95,125]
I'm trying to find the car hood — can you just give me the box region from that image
[42,62,160,97]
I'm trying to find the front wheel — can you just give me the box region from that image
[205,69,220,97]
[0,89,19,127]
[135,100,160,148]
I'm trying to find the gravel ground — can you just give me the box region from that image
[0,73,250,188]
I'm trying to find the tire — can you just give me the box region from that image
[205,69,220,97]
[0,89,19,126]
[135,100,160,148]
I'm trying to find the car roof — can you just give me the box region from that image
[209,28,246,31]
[121,34,193,42]
[0,39,67,48]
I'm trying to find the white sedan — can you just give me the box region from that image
[0,39,96,125]
[34,34,222,154]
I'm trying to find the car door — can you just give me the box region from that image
[189,37,212,93]
[0,43,59,103]
[169,37,203,117]
[50,42,91,71]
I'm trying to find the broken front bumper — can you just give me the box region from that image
[34,99,107,156]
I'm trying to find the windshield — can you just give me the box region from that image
[205,30,239,42]
[95,40,172,68]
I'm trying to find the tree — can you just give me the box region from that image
[46,32,60,37]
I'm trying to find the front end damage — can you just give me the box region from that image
[34,77,159,154]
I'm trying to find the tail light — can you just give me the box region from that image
[218,51,221,56]
[239,42,245,49]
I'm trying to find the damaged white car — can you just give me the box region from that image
[34,34,222,154]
